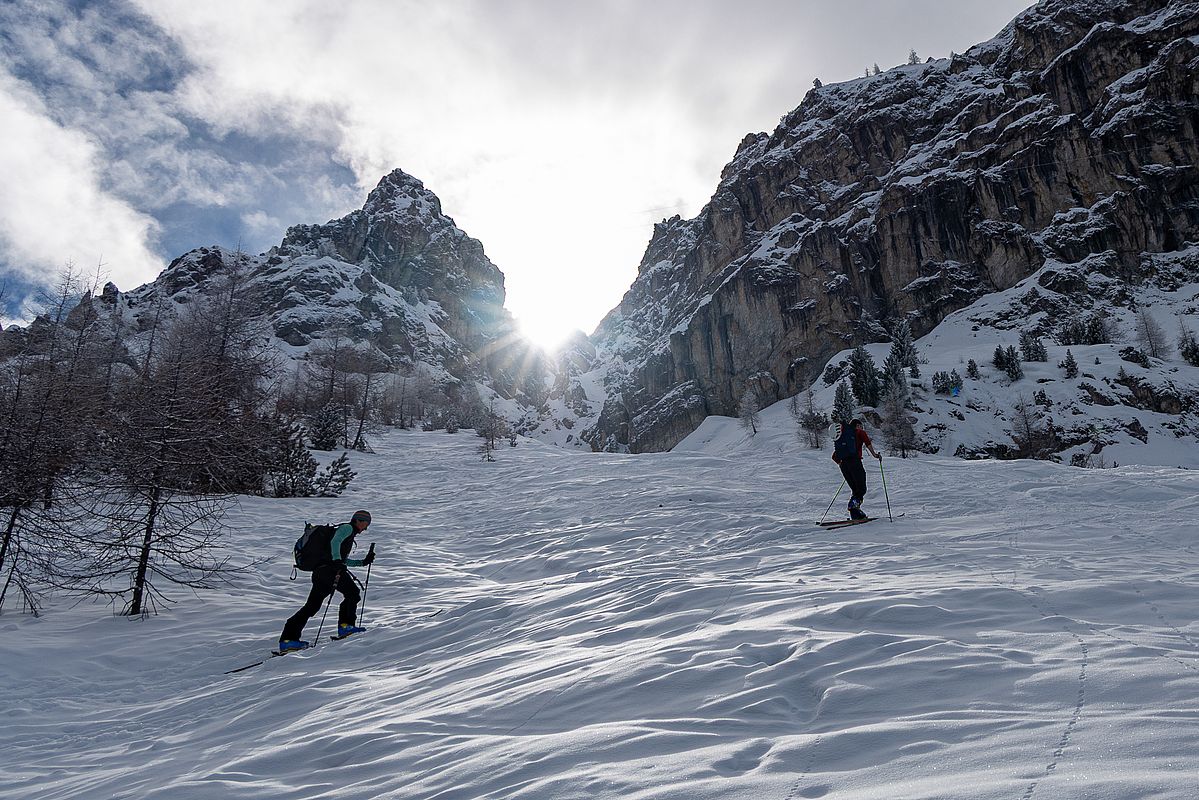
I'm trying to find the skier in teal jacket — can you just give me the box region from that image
[279,510,375,651]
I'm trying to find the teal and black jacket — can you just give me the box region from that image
[330,523,368,567]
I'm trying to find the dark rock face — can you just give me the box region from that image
[585,0,1199,453]
[1114,371,1191,415]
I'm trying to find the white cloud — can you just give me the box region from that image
[1,295,43,329]
[241,209,283,236]
[130,0,1032,344]
[1,0,1032,343]
[0,71,164,291]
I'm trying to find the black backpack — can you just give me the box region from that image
[294,523,338,572]
[833,424,859,461]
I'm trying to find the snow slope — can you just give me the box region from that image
[5,422,1199,799]
[794,249,1199,470]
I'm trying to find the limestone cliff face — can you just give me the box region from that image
[584,0,1199,453]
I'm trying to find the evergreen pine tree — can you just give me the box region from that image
[1057,317,1084,346]
[1004,346,1023,381]
[992,345,1008,371]
[308,403,342,450]
[891,319,919,368]
[267,424,319,498]
[966,359,980,379]
[1087,313,1113,345]
[1061,350,1079,378]
[833,381,855,425]
[1020,331,1048,362]
[312,453,356,497]
[882,363,910,409]
[881,351,909,407]
[848,346,881,406]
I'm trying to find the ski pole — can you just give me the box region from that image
[818,479,845,524]
[359,543,375,625]
[878,457,893,522]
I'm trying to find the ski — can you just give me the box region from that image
[225,648,305,675]
[818,516,877,529]
[816,511,905,529]
[225,608,444,674]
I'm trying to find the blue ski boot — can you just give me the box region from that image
[336,623,366,639]
[277,639,309,653]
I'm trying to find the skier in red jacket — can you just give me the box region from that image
[831,419,882,520]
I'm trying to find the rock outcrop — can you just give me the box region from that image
[584,0,1199,452]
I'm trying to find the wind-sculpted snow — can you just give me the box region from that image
[5,425,1199,798]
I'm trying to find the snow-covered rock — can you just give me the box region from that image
[87,168,549,404]
[583,0,1199,453]
[802,247,1199,469]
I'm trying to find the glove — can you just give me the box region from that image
[362,551,376,566]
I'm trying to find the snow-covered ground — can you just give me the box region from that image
[5,420,1199,799]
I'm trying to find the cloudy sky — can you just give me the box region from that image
[0,0,1032,346]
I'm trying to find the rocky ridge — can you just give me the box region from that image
[78,169,549,407]
[581,0,1199,453]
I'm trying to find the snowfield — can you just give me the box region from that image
[5,416,1199,799]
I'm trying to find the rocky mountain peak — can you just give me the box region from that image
[64,166,535,410]
[360,168,445,220]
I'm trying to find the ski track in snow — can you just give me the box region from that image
[4,423,1199,800]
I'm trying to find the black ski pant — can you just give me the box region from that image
[839,456,868,506]
[281,564,360,642]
